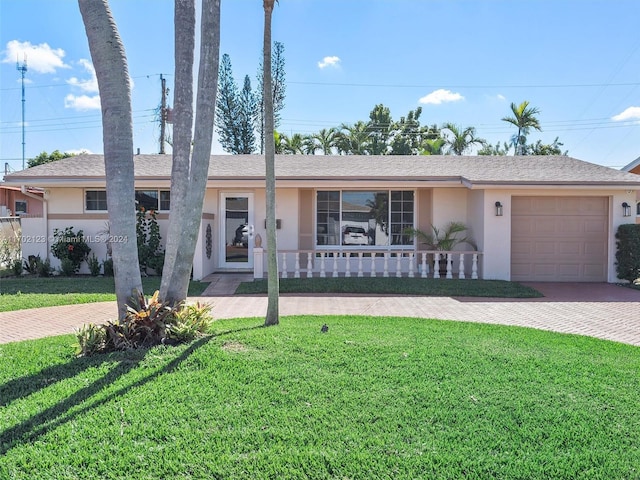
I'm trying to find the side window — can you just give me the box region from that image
[135,190,159,211]
[15,200,27,214]
[86,190,107,211]
[160,190,171,211]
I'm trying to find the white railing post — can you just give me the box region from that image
[472,253,478,279]
[333,252,339,278]
[370,254,377,277]
[408,253,415,278]
[281,252,288,279]
[306,252,313,278]
[458,253,465,279]
[345,252,351,277]
[421,252,428,278]
[320,252,326,278]
[396,253,402,278]
[446,253,453,279]
[434,253,440,279]
[294,252,301,278]
[358,252,364,277]
[383,253,389,277]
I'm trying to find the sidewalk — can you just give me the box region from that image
[1,277,640,346]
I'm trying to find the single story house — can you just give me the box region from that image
[3,154,640,283]
[622,156,640,224]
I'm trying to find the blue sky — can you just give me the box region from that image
[1,0,639,175]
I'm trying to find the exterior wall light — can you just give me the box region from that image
[622,202,631,217]
[495,201,503,217]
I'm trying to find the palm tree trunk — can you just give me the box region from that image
[160,0,220,305]
[263,0,279,326]
[79,0,142,319]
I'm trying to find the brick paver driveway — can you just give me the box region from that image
[1,281,639,346]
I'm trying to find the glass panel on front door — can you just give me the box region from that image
[225,196,250,264]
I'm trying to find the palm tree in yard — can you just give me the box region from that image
[263,0,279,326]
[336,121,370,155]
[501,101,541,155]
[160,0,220,305]
[79,0,142,319]
[442,123,486,155]
[309,127,338,154]
[281,132,306,154]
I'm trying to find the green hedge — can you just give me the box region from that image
[615,224,640,282]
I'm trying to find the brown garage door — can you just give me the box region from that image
[511,196,608,282]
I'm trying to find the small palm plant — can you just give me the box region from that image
[406,222,476,276]
[407,222,476,251]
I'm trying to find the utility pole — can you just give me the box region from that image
[16,56,27,169]
[159,74,167,154]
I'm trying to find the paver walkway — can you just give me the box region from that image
[1,276,639,346]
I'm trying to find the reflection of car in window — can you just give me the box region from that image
[234,224,249,247]
[342,225,369,245]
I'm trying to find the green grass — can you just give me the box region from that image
[1,316,638,479]
[0,276,209,312]
[238,277,543,298]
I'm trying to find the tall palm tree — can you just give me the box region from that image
[442,123,485,155]
[281,132,306,154]
[309,127,338,155]
[79,0,142,319]
[263,0,279,326]
[501,101,541,155]
[336,121,370,155]
[160,0,220,305]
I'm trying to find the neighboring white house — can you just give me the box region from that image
[3,154,640,283]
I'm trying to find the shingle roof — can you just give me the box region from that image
[5,154,640,187]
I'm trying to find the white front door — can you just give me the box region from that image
[220,193,254,269]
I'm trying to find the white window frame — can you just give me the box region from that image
[315,189,415,250]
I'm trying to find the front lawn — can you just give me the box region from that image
[237,277,543,298]
[1,316,638,479]
[0,276,209,312]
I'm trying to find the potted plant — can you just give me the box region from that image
[406,222,476,276]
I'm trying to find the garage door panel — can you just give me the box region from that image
[584,218,607,233]
[511,241,532,255]
[534,219,557,234]
[584,241,606,256]
[558,241,582,255]
[556,264,580,277]
[511,196,608,282]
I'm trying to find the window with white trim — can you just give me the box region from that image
[15,200,27,214]
[316,190,414,247]
[85,189,171,211]
[85,190,108,211]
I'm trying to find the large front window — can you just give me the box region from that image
[316,190,414,247]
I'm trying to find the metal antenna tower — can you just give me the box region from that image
[16,56,27,170]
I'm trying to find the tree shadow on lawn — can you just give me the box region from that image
[0,336,212,456]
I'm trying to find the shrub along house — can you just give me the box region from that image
[3,153,640,283]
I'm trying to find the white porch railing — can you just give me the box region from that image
[254,249,481,280]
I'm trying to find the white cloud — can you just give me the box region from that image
[67,59,99,93]
[64,94,101,111]
[612,106,640,122]
[318,56,341,69]
[419,89,464,105]
[497,94,506,101]
[1,40,69,74]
